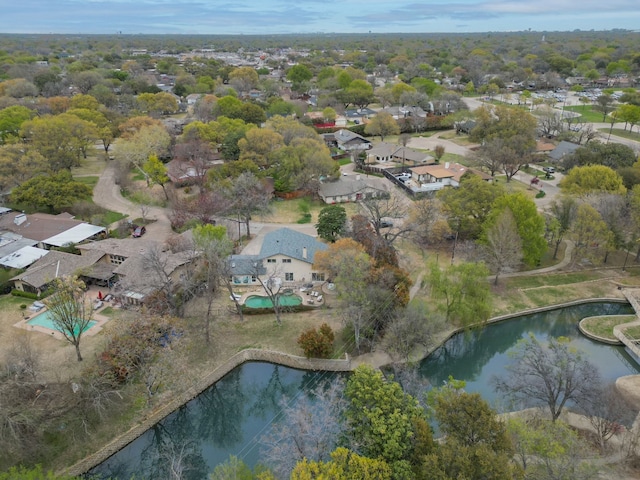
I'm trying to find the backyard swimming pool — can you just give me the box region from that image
[27,310,96,336]
[244,294,303,309]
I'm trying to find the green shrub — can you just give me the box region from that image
[11,289,38,300]
[535,190,546,198]
[11,288,53,300]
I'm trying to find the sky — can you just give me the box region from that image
[1,0,639,35]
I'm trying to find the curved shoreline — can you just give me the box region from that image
[578,315,634,345]
[62,297,632,477]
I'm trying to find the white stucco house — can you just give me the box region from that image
[229,228,328,287]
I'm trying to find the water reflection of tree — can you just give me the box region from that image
[138,414,208,480]
[196,368,245,448]
[259,378,346,479]
[247,365,298,419]
[420,303,632,386]
[88,457,137,480]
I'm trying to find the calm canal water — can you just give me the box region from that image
[90,302,639,479]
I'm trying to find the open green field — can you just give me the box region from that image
[598,127,640,141]
[563,105,609,123]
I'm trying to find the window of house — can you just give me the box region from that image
[282,258,291,263]
[285,272,294,281]
[251,275,257,282]
[110,254,126,265]
[312,272,325,282]
[267,258,276,263]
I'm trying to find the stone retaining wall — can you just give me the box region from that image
[613,291,640,361]
[62,297,632,477]
[578,316,627,345]
[62,349,350,477]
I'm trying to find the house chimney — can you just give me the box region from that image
[303,247,308,259]
[14,213,26,226]
[444,162,450,169]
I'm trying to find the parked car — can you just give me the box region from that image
[379,221,394,228]
[542,166,555,174]
[132,225,146,237]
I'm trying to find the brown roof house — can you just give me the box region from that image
[78,237,195,305]
[0,212,105,249]
[11,250,110,295]
[409,162,491,193]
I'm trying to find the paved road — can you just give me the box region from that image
[93,161,174,239]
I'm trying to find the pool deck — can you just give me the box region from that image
[234,282,335,308]
[13,303,111,340]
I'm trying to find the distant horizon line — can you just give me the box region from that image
[0,29,638,37]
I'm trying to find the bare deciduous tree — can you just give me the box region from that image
[192,224,234,343]
[578,382,636,453]
[260,378,346,479]
[45,275,94,362]
[481,209,523,285]
[493,334,600,422]
[221,171,271,239]
[385,300,445,362]
[358,190,412,247]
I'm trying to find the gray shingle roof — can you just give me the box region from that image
[260,228,327,264]
[229,254,266,276]
[549,141,580,161]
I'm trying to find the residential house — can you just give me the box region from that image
[166,155,223,187]
[78,237,194,305]
[366,143,435,165]
[0,245,49,270]
[185,93,205,105]
[0,212,105,249]
[409,162,491,192]
[318,177,385,204]
[323,129,372,152]
[344,108,376,124]
[454,120,477,135]
[383,105,429,120]
[549,141,580,163]
[366,143,399,163]
[11,250,111,295]
[230,228,328,287]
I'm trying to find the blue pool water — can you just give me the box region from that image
[27,310,96,335]
[244,294,303,308]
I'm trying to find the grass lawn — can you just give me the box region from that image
[598,128,640,141]
[621,324,640,340]
[438,152,465,164]
[258,197,359,224]
[491,269,625,316]
[581,315,636,342]
[337,157,352,166]
[73,175,99,187]
[493,176,537,198]
[70,153,107,176]
[563,105,609,123]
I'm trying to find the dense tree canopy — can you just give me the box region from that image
[560,164,626,195]
[10,170,92,213]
